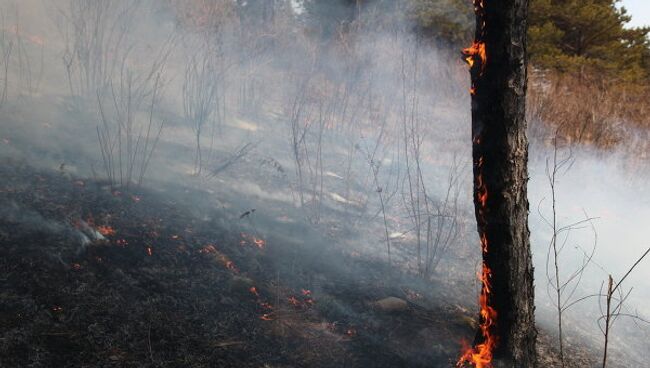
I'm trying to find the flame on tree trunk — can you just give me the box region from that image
[457,1,537,367]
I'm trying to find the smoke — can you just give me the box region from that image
[0,0,648,366]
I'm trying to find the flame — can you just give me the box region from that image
[240,233,266,249]
[260,313,273,321]
[146,247,153,256]
[287,296,301,307]
[462,42,487,74]
[96,225,116,236]
[457,265,498,368]
[458,1,499,361]
[224,260,238,273]
[249,287,260,297]
[199,244,217,254]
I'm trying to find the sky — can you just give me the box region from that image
[621,0,650,28]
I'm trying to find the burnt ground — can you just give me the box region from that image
[0,160,474,368]
[0,160,618,368]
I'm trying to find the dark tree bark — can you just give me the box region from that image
[461,0,537,367]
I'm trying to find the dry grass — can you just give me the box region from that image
[528,71,650,157]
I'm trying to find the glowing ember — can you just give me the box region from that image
[260,313,273,321]
[199,245,217,254]
[287,296,301,307]
[96,225,116,236]
[225,261,238,273]
[301,289,311,296]
[146,247,153,256]
[51,306,63,312]
[240,233,266,249]
[249,287,260,297]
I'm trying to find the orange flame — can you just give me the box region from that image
[463,42,487,74]
[457,265,498,368]
[287,296,301,307]
[199,244,217,254]
[249,287,260,297]
[97,225,116,236]
[240,233,266,249]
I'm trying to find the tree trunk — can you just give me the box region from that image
[463,0,537,367]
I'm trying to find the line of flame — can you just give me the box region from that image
[457,1,498,367]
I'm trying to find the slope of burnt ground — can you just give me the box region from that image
[0,160,485,368]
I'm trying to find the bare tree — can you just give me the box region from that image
[56,0,139,99]
[599,247,650,368]
[0,9,14,108]
[183,40,220,175]
[537,132,598,367]
[96,39,173,189]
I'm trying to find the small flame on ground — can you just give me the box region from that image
[240,233,266,249]
[249,287,260,297]
[287,296,301,307]
[199,245,217,254]
[97,225,116,236]
[146,247,153,256]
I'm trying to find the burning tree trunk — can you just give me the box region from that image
[458,1,537,367]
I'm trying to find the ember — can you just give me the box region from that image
[199,244,217,254]
[287,296,301,307]
[240,233,266,249]
[249,287,260,297]
[97,225,116,236]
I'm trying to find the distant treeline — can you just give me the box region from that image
[300,0,650,85]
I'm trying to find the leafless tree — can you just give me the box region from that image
[96,38,173,189]
[0,10,14,108]
[183,40,221,175]
[537,132,597,367]
[56,0,139,99]
[598,247,650,368]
